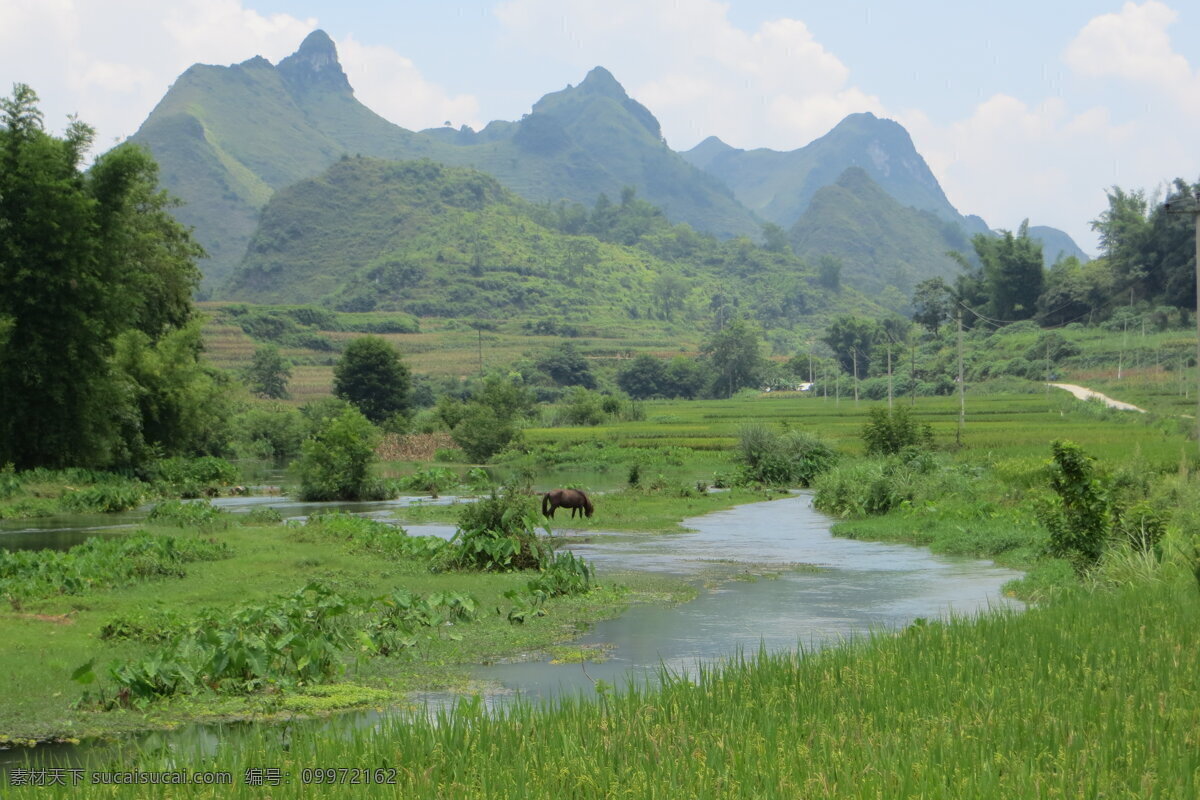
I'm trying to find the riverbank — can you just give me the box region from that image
[10,579,1196,798]
[0,513,691,743]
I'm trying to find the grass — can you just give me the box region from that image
[16,580,1199,798]
[0,519,688,741]
[388,487,782,533]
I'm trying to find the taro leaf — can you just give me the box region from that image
[70,658,96,685]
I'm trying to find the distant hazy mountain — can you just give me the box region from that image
[1028,225,1090,264]
[424,66,759,238]
[130,32,758,292]
[682,113,976,231]
[789,167,972,298]
[682,112,1087,270]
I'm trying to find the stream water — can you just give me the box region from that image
[1,493,1021,767]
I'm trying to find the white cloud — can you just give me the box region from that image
[1065,2,1190,86]
[336,35,481,132]
[0,0,477,150]
[901,96,1145,250]
[0,0,315,147]
[494,0,883,149]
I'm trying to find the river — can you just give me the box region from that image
[0,492,1021,767]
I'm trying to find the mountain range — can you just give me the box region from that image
[129,30,1087,302]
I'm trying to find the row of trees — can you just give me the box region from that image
[912,180,1198,336]
[0,86,227,469]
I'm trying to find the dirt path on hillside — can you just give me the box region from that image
[1048,383,1147,413]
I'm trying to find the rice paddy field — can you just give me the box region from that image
[520,390,1194,466]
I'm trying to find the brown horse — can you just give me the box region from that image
[542,488,594,519]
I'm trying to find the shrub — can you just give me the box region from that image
[303,512,446,560]
[812,458,921,517]
[736,423,837,486]
[0,532,230,601]
[148,499,230,531]
[230,405,305,463]
[296,408,394,501]
[450,404,521,463]
[1036,440,1111,573]
[441,490,550,571]
[861,406,933,456]
[58,480,146,513]
[400,467,460,497]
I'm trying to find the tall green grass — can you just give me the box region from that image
[21,581,1198,798]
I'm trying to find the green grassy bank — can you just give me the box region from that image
[12,580,1197,798]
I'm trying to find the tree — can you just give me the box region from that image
[245,344,292,399]
[702,317,765,397]
[911,277,954,335]
[817,255,842,291]
[973,221,1044,321]
[0,85,205,468]
[333,336,411,423]
[822,316,879,378]
[536,342,595,388]
[617,354,667,399]
[761,222,791,254]
[296,406,388,501]
[450,403,521,463]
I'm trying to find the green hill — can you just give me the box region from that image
[222,156,875,333]
[681,114,1086,270]
[682,114,967,231]
[131,32,759,293]
[789,167,972,298]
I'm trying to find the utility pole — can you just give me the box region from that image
[1165,190,1200,450]
[957,309,965,445]
[852,349,859,405]
[910,344,916,407]
[887,342,894,410]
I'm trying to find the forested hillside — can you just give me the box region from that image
[131,32,758,292]
[223,157,875,331]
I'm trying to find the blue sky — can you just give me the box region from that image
[4,0,1199,253]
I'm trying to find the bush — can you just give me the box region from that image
[296,408,394,501]
[148,499,230,531]
[736,423,838,486]
[231,405,305,463]
[861,406,933,456]
[450,404,521,463]
[1036,440,1111,573]
[147,456,239,497]
[0,532,230,601]
[812,457,923,517]
[58,480,146,513]
[441,490,550,572]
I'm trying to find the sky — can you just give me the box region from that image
[3,0,1199,255]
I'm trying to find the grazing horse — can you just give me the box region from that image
[542,488,594,519]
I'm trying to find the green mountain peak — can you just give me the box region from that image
[277,29,350,93]
[578,66,625,98]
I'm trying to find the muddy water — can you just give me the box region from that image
[1,493,1021,767]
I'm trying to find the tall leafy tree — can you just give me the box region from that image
[617,354,668,399]
[911,277,954,335]
[0,85,206,468]
[822,316,879,378]
[702,317,764,398]
[333,336,411,423]
[972,221,1044,321]
[245,344,292,399]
